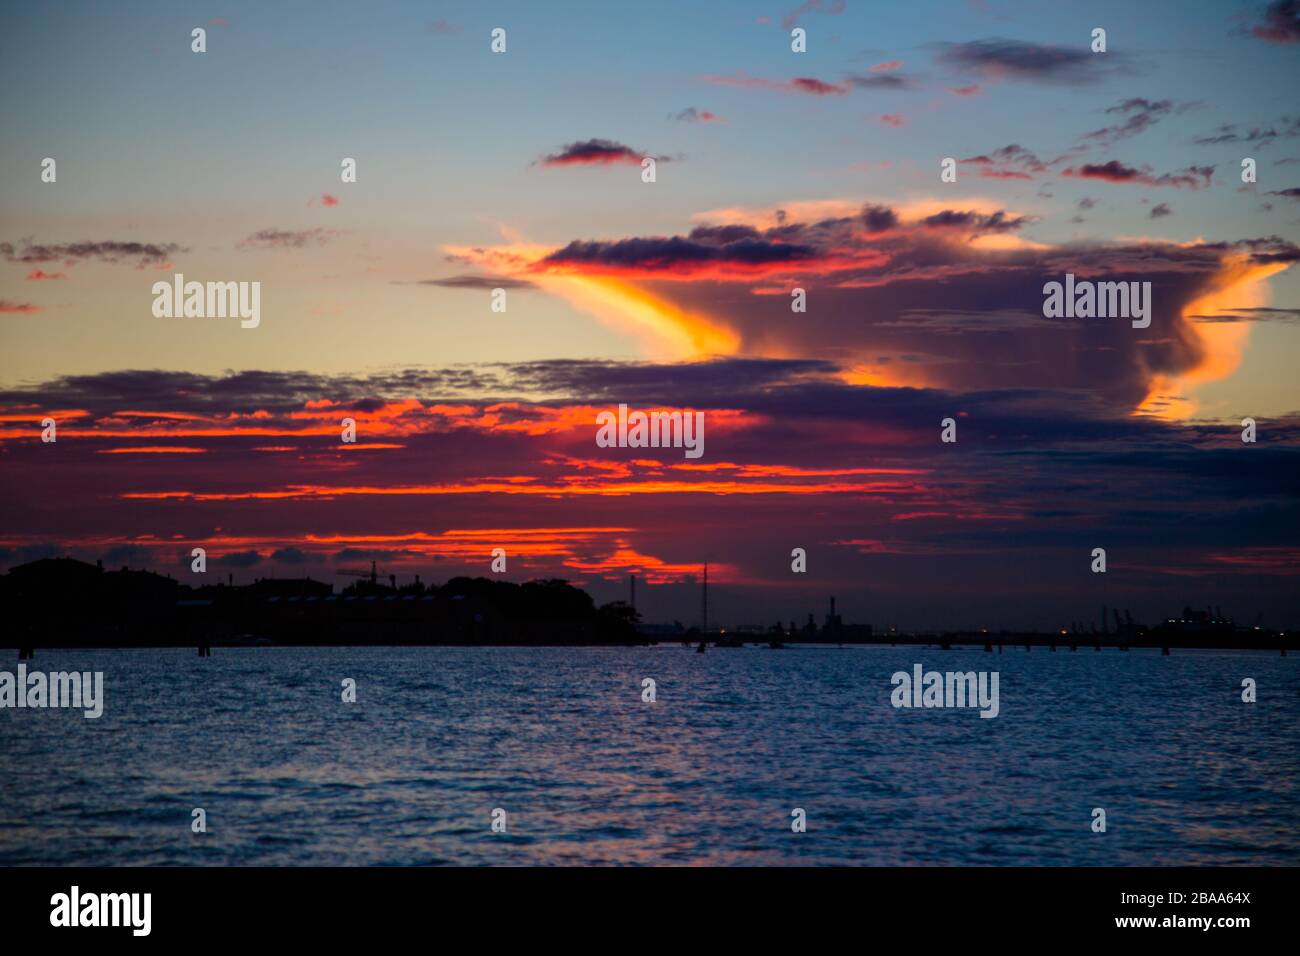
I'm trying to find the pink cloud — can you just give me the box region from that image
[0,300,42,314]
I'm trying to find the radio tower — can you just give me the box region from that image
[701,562,709,634]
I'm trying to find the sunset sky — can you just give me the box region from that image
[2,0,1298,630]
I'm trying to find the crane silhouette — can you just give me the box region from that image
[336,560,396,589]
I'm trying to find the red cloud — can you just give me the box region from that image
[791,77,849,95]
[321,193,339,207]
[25,269,66,280]
[870,59,903,72]
[878,114,907,128]
[0,300,42,314]
[947,85,982,96]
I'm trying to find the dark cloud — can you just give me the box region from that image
[1250,0,1300,43]
[1149,202,1173,218]
[1188,307,1300,324]
[271,547,310,564]
[846,73,917,91]
[238,228,338,249]
[932,38,1128,85]
[1267,187,1300,200]
[1083,98,1175,147]
[400,275,538,289]
[538,139,656,167]
[861,204,899,232]
[960,144,1049,180]
[100,544,154,567]
[216,550,263,568]
[1062,160,1214,189]
[1,239,184,266]
[0,367,511,415]
[919,209,1031,233]
[540,234,819,272]
[1193,115,1300,147]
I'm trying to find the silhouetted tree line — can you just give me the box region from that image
[0,558,642,648]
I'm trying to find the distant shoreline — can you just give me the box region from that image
[4,634,1294,653]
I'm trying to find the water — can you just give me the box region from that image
[1,645,1296,866]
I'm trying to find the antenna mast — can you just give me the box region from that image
[702,562,709,634]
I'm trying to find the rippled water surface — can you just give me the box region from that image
[1,645,1296,865]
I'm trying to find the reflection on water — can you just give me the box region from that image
[1,645,1296,865]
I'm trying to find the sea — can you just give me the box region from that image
[1,644,1296,866]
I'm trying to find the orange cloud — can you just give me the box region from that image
[96,446,208,454]
[1138,254,1292,420]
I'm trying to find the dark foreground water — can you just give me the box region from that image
[1,645,1296,865]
